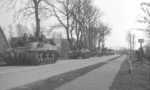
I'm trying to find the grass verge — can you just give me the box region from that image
[110,57,150,90]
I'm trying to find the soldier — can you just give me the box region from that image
[23,33,29,42]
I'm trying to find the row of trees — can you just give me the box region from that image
[136,2,150,59]
[51,0,111,50]
[0,0,111,50]
[126,32,135,57]
[139,2,150,36]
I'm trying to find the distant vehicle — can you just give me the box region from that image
[103,48,115,55]
[0,28,59,65]
[68,48,96,59]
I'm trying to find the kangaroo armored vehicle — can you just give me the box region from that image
[0,29,59,65]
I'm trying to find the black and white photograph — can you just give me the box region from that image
[0,0,149,90]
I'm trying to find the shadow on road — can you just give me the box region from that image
[10,56,121,90]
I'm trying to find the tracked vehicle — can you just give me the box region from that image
[0,28,59,65]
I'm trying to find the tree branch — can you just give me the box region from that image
[53,8,67,29]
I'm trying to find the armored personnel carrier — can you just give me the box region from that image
[0,28,59,65]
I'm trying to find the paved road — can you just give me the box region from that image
[0,55,119,90]
[55,56,126,90]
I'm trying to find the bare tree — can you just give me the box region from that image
[69,0,103,50]
[126,32,135,73]
[47,0,109,51]
[0,0,53,39]
[138,2,150,37]
[95,24,109,49]
[50,0,75,49]
[97,23,111,54]
[127,32,135,56]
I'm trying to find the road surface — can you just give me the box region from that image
[55,55,126,90]
[0,55,120,90]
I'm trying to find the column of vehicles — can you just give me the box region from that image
[0,28,114,65]
[67,48,115,59]
[0,28,95,65]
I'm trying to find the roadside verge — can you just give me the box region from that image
[110,57,150,90]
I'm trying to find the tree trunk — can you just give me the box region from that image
[88,27,92,50]
[98,39,101,49]
[101,30,105,55]
[33,0,40,40]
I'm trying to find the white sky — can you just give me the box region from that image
[0,0,148,49]
[94,0,147,49]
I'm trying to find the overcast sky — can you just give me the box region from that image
[0,0,148,49]
[94,0,147,49]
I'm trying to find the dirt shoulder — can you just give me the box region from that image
[110,57,150,90]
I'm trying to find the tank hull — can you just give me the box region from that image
[3,49,58,65]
